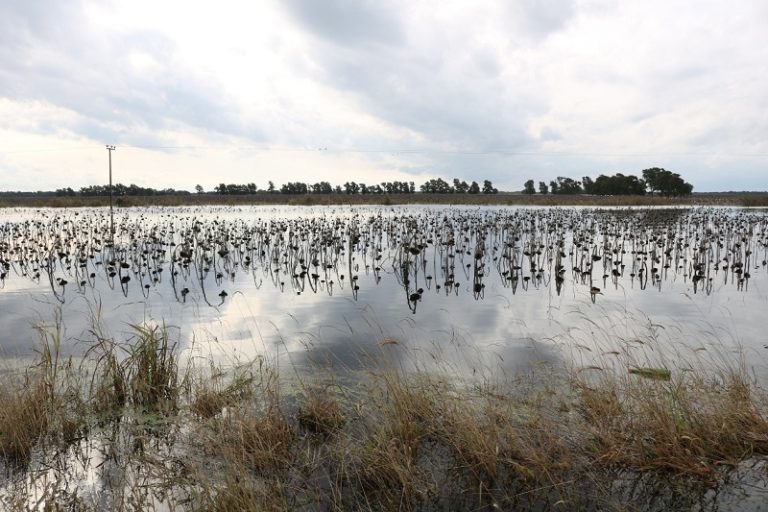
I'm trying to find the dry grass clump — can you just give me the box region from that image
[353,424,424,508]
[380,374,439,447]
[296,387,345,435]
[327,370,579,510]
[197,365,294,477]
[128,325,178,411]
[574,366,768,477]
[91,353,126,418]
[88,324,179,418]
[0,379,50,465]
[439,394,523,479]
[339,373,445,508]
[190,368,298,510]
[191,367,256,419]
[191,389,230,420]
[196,476,289,512]
[219,405,295,474]
[0,324,88,467]
[382,371,572,480]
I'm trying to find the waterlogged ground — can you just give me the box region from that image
[1,204,767,375]
[2,204,768,511]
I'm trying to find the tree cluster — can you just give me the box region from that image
[548,177,583,195]
[213,183,258,195]
[72,184,189,197]
[279,182,309,195]
[582,174,645,196]
[342,181,416,195]
[420,178,496,194]
[521,168,693,196]
[642,168,694,196]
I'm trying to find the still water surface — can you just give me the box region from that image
[1,205,766,376]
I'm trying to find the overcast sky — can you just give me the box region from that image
[1,0,766,192]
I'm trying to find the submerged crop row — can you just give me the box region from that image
[1,207,766,311]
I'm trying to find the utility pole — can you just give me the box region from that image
[106,145,116,242]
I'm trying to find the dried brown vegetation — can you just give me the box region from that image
[574,368,768,476]
[0,379,50,465]
[0,191,760,208]
[1,319,767,511]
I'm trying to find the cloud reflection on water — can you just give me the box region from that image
[1,205,766,380]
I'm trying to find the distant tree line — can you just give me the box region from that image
[419,178,497,194]
[0,177,501,197]
[211,183,258,195]
[56,184,190,197]
[1,169,693,198]
[522,168,693,197]
[210,178,499,195]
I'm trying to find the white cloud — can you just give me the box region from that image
[0,0,766,192]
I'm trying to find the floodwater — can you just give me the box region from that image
[2,204,768,510]
[1,205,767,377]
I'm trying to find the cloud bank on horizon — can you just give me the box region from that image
[1,0,766,192]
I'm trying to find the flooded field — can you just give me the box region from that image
[1,205,767,371]
[1,204,768,510]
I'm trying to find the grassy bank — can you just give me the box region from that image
[1,318,767,511]
[1,192,766,208]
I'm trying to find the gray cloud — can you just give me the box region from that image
[276,0,576,185]
[280,39,542,184]
[316,40,536,140]
[510,0,575,38]
[0,1,261,145]
[281,0,404,46]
